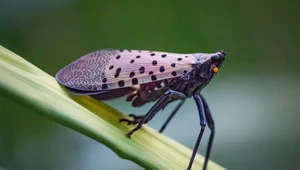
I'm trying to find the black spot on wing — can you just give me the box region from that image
[171,71,177,76]
[102,84,108,89]
[139,66,145,74]
[118,80,125,87]
[151,75,157,81]
[115,67,121,78]
[129,71,135,78]
[114,73,120,78]
[159,66,165,72]
[132,78,138,85]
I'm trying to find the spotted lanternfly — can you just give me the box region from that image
[55,49,226,170]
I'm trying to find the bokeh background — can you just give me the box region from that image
[1,1,299,170]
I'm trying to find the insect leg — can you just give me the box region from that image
[120,92,169,125]
[159,99,186,133]
[200,94,215,170]
[123,98,185,127]
[147,90,186,124]
[125,92,171,137]
[187,93,207,170]
[124,90,186,137]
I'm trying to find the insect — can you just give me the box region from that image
[55,49,226,170]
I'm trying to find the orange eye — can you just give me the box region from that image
[213,67,219,73]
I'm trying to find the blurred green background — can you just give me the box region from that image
[1,0,299,170]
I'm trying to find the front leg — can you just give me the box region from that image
[187,93,207,170]
[200,94,215,170]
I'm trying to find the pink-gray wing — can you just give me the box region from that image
[55,49,196,91]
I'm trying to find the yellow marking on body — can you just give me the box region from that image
[213,67,219,73]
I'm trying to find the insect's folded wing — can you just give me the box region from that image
[55,50,196,91]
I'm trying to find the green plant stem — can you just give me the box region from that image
[0,45,226,170]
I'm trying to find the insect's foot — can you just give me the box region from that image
[128,114,144,119]
[120,118,132,125]
[126,133,131,138]
[120,118,140,125]
[119,118,127,122]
